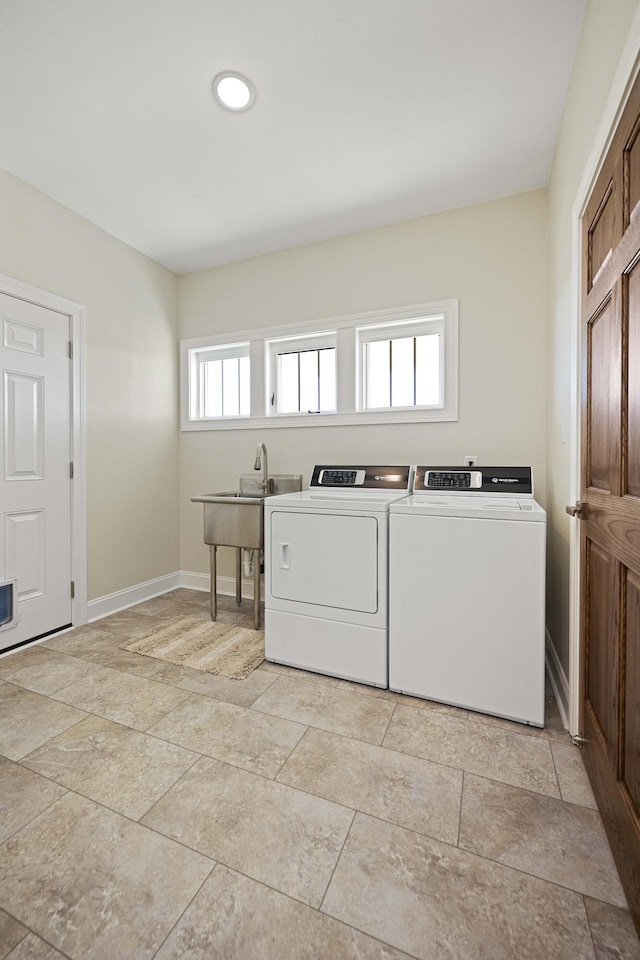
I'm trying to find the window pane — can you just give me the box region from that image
[202,360,222,417]
[222,357,240,416]
[299,350,320,411]
[278,352,299,413]
[390,337,414,407]
[239,355,250,415]
[416,334,440,405]
[319,348,336,411]
[366,340,390,408]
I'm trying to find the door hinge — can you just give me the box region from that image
[572,734,586,748]
[70,581,75,599]
[68,340,73,359]
[70,462,74,479]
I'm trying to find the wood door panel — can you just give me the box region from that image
[625,569,640,813]
[588,181,616,289]
[629,259,640,498]
[585,496,640,577]
[626,120,640,225]
[585,540,619,756]
[587,298,615,492]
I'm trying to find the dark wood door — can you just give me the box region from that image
[580,74,640,933]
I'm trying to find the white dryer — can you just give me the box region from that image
[389,466,546,726]
[264,465,413,687]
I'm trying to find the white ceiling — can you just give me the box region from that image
[0,0,585,274]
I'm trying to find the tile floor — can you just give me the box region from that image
[0,588,639,960]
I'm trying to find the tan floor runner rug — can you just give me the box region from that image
[120,616,264,679]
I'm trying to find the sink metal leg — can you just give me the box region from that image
[253,549,261,629]
[236,548,242,606]
[209,545,217,621]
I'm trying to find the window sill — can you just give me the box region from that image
[181,408,458,431]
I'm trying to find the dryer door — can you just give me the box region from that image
[269,510,378,612]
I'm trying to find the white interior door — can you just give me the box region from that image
[1,293,72,650]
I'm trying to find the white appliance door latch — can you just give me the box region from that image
[278,543,290,569]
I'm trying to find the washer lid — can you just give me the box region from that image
[391,494,546,521]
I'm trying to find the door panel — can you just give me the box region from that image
[587,299,614,491]
[625,569,640,814]
[0,293,72,649]
[585,541,618,754]
[580,70,640,935]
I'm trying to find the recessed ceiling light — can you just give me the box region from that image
[212,71,256,112]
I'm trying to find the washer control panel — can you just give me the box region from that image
[415,466,534,496]
[425,470,482,489]
[318,469,366,486]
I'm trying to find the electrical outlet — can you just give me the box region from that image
[464,455,478,467]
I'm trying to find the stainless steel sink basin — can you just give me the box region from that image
[191,473,302,629]
[191,491,265,550]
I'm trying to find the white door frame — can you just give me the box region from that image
[567,12,640,736]
[0,272,87,630]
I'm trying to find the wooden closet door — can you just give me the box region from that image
[580,75,640,933]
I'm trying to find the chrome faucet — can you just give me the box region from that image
[253,442,273,494]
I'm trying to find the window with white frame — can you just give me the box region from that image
[188,341,250,420]
[267,333,336,415]
[180,299,457,430]
[358,317,443,411]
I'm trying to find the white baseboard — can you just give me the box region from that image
[545,627,570,732]
[87,569,264,622]
[87,572,182,622]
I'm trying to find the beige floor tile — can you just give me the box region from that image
[92,610,166,638]
[39,624,121,659]
[0,793,213,960]
[383,703,560,797]
[86,645,168,677]
[142,756,353,907]
[152,661,278,707]
[0,647,102,696]
[252,675,395,744]
[258,661,341,686]
[155,864,412,960]
[336,680,469,718]
[51,665,190,731]
[0,685,86,761]
[0,908,28,959]
[22,715,198,820]
[5,933,68,959]
[322,813,597,960]
[552,741,598,808]
[584,898,640,960]
[0,757,67,842]
[277,727,462,844]
[459,773,627,906]
[129,596,189,618]
[148,693,305,777]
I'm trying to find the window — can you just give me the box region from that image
[359,318,443,411]
[180,299,457,430]
[267,333,336,415]
[188,342,250,420]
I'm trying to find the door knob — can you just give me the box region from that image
[565,501,584,519]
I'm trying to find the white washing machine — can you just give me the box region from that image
[264,465,413,687]
[389,466,546,726]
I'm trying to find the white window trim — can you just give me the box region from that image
[180,299,458,431]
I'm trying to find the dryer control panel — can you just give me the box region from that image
[311,465,413,491]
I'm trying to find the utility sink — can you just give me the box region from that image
[191,474,302,549]
[191,472,303,629]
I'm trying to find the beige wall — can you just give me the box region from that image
[179,189,548,579]
[546,0,639,680]
[0,168,179,601]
